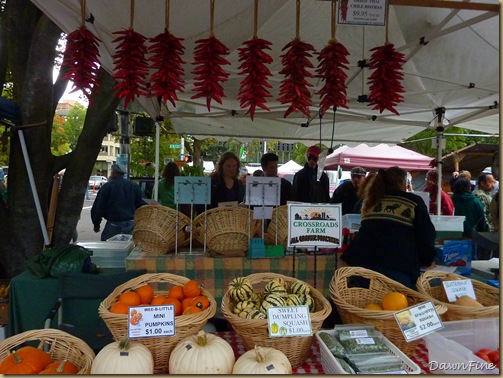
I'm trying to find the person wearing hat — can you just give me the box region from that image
[331,166,367,215]
[292,145,330,203]
[91,163,146,241]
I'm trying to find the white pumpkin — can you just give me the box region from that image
[232,345,292,374]
[90,338,154,374]
[169,330,235,374]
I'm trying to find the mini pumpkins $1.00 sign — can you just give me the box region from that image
[232,345,292,374]
[169,330,235,374]
[90,338,154,374]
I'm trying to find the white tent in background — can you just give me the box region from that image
[278,160,303,175]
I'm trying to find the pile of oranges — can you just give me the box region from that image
[109,279,211,316]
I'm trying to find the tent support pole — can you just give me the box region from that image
[435,107,446,216]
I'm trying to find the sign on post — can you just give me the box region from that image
[338,0,387,26]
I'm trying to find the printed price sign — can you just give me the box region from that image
[442,279,476,302]
[394,300,443,342]
[267,306,312,337]
[127,305,175,338]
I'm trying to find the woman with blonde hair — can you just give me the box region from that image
[341,166,436,289]
[209,151,244,209]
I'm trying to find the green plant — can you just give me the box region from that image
[180,164,205,177]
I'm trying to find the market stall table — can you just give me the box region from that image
[125,247,336,312]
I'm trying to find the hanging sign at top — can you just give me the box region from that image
[338,0,387,26]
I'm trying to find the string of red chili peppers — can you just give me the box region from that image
[61,0,101,104]
[149,0,186,108]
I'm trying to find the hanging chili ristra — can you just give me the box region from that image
[316,39,350,116]
[278,38,315,118]
[237,37,273,120]
[367,43,406,115]
[149,30,186,108]
[191,36,230,112]
[111,28,150,109]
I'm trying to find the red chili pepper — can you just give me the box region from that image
[111,28,150,109]
[316,39,350,116]
[62,26,102,104]
[237,37,273,121]
[367,43,406,115]
[149,29,186,108]
[191,36,230,112]
[278,38,315,118]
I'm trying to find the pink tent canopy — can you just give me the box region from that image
[324,144,436,171]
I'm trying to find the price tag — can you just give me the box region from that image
[267,306,312,337]
[442,279,476,302]
[394,300,443,342]
[127,305,175,338]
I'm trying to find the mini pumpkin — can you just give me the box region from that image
[0,346,51,375]
[232,345,292,374]
[90,338,154,374]
[169,330,235,374]
[40,360,79,375]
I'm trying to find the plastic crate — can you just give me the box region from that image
[430,215,465,231]
[424,318,499,375]
[77,241,134,268]
[341,214,361,233]
[315,328,421,374]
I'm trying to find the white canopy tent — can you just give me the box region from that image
[31,0,499,147]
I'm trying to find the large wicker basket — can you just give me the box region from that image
[0,329,95,374]
[330,267,448,357]
[264,205,288,247]
[98,273,216,374]
[221,272,332,369]
[132,205,191,255]
[193,207,261,256]
[416,270,499,321]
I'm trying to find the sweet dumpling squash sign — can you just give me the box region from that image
[287,203,342,248]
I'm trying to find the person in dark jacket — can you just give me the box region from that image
[451,178,487,237]
[260,152,292,206]
[332,166,367,215]
[91,164,146,241]
[341,166,436,289]
[291,145,330,203]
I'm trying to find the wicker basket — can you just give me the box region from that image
[330,267,448,357]
[416,270,499,321]
[193,207,261,256]
[0,329,95,374]
[221,272,332,369]
[98,273,216,374]
[264,205,288,247]
[132,205,191,255]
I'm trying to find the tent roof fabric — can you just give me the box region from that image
[324,143,436,171]
[441,143,499,176]
[278,160,303,174]
[32,0,499,146]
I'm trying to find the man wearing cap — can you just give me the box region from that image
[292,145,330,203]
[91,163,146,241]
[331,166,366,215]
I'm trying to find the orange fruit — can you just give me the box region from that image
[167,285,185,301]
[136,285,154,304]
[164,297,182,316]
[182,306,202,315]
[382,292,409,311]
[150,295,167,305]
[181,297,194,311]
[110,302,129,314]
[183,280,201,298]
[364,303,383,311]
[118,291,141,306]
[191,295,210,311]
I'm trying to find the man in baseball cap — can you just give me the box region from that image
[291,145,330,203]
[332,166,367,215]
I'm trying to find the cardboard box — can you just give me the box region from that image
[435,239,473,275]
[424,318,499,375]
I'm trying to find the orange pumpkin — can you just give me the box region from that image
[183,280,201,298]
[40,360,79,375]
[164,297,182,316]
[167,285,185,301]
[181,297,194,311]
[119,291,141,306]
[110,301,129,314]
[0,346,51,374]
[190,295,210,311]
[150,295,168,305]
[182,306,202,315]
[136,285,154,305]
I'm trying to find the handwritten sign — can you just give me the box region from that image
[287,203,341,248]
[394,301,443,342]
[267,306,312,337]
[442,279,476,302]
[127,305,175,338]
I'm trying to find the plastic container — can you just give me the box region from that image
[77,241,134,268]
[341,214,361,233]
[424,317,499,375]
[316,327,421,375]
[430,215,465,231]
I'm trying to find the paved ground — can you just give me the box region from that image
[76,189,101,242]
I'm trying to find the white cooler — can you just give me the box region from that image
[77,241,135,268]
